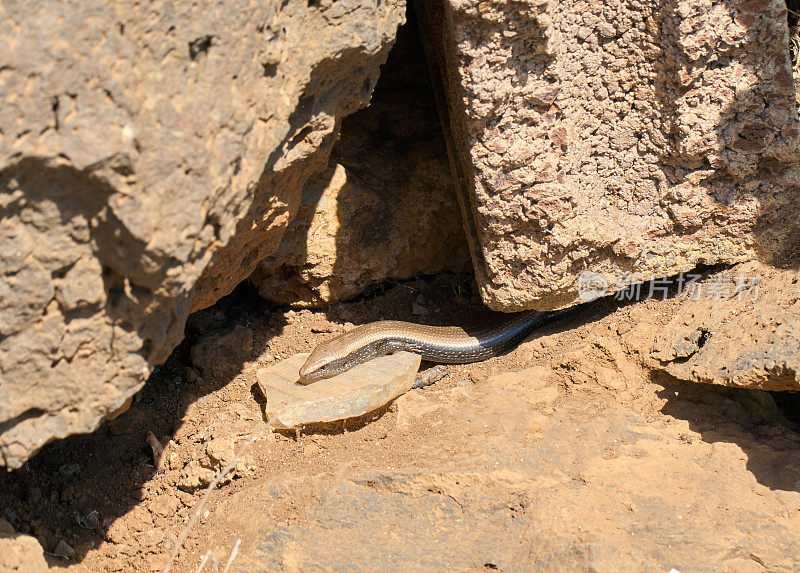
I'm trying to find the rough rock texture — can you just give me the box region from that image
[0,0,405,468]
[416,0,800,310]
[652,262,800,390]
[252,17,470,306]
[0,519,48,572]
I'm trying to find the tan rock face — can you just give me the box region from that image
[416,0,800,310]
[0,519,48,573]
[651,262,800,391]
[0,0,405,467]
[252,18,470,306]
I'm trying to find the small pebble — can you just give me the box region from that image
[413,366,447,389]
[185,367,201,384]
[78,510,102,531]
[53,539,76,560]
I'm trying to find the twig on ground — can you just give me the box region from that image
[194,550,211,573]
[221,538,242,573]
[163,425,272,573]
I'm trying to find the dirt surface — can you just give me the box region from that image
[1,271,800,571]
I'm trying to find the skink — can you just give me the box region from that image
[298,304,586,384]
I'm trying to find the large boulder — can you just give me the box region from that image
[252,16,470,306]
[0,0,405,468]
[415,0,799,310]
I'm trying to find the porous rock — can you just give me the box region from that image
[651,262,800,391]
[416,0,799,310]
[0,0,405,467]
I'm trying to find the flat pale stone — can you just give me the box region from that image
[256,352,422,429]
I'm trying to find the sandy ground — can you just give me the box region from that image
[1,272,800,571]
